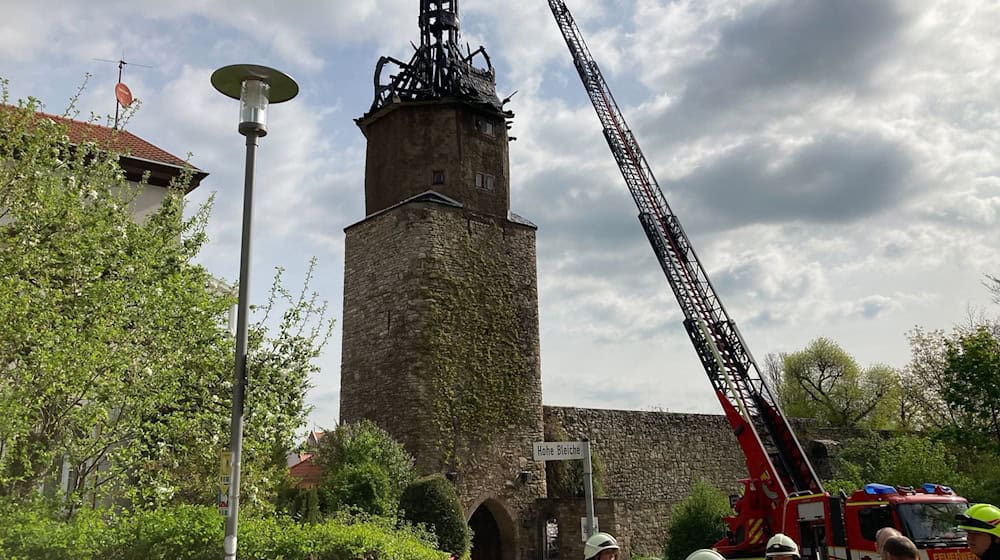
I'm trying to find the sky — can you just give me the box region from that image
[2,0,999,429]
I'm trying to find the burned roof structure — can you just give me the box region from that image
[361,0,512,119]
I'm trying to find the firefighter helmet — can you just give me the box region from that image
[685,549,726,560]
[958,504,1000,539]
[584,532,619,559]
[766,533,801,559]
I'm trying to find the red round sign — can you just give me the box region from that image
[115,82,133,107]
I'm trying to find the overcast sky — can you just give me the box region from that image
[2,0,998,428]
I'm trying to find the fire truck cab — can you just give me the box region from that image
[783,483,971,560]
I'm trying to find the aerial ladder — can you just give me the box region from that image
[546,0,828,555]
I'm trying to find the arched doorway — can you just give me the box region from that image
[469,499,515,560]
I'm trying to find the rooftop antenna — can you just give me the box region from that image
[94,52,152,129]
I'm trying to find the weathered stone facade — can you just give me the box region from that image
[539,408,845,558]
[544,407,747,557]
[341,97,545,560]
[358,101,511,218]
[537,498,628,559]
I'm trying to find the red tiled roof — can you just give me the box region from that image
[289,454,325,489]
[39,111,190,168]
[2,105,208,190]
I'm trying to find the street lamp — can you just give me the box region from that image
[211,64,298,560]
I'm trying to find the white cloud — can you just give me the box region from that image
[5,0,1000,426]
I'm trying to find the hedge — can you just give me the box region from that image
[399,474,470,556]
[0,502,448,560]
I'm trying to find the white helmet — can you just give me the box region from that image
[685,549,726,560]
[766,533,800,559]
[584,532,619,560]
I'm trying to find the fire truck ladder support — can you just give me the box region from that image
[546,0,823,501]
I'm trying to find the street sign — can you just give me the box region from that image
[219,450,233,476]
[533,441,586,461]
[219,450,233,517]
[581,517,599,541]
[535,441,596,540]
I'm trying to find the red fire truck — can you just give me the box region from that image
[545,2,974,559]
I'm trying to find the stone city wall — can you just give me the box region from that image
[542,407,843,557]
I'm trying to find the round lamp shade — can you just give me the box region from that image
[211,64,298,103]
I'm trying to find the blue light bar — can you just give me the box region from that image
[865,483,897,495]
[922,483,953,494]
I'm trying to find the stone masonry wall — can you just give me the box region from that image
[360,101,511,218]
[542,407,843,557]
[341,199,546,560]
[537,498,627,560]
[543,407,746,557]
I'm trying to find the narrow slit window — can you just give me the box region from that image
[432,170,445,185]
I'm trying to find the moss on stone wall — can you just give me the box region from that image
[416,223,532,469]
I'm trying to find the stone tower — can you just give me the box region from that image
[339,3,546,559]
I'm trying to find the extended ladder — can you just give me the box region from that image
[546,0,823,517]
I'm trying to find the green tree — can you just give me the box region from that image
[941,326,1000,449]
[0,89,332,509]
[777,338,900,429]
[399,474,470,556]
[664,481,730,560]
[951,449,1000,505]
[126,262,332,510]
[0,93,226,503]
[901,327,957,431]
[826,433,966,494]
[313,420,416,517]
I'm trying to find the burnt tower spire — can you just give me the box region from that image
[365,0,505,115]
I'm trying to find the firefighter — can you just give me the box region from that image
[958,504,1000,560]
[881,535,918,560]
[684,549,725,560]
[876,527,902,556]
[765,533,801,560]
[584,532,620,560]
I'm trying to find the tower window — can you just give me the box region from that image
[432,169,445,185]
[475,118,495,137]
[475,172,495,192]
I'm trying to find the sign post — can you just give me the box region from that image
[533,440,596,540]
[581,441,596,539]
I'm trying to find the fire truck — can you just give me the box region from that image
[545,2,974,559]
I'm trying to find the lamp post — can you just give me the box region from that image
[211,64,298,560]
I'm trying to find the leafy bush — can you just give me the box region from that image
[953,449,1000,505]
[0,501,448,560]
[831,432,968,491]
[327,461,395,516]
[400,474,470,556]
[0,501,108,560]
[277,484,324,523]
[105,505,222,560]
[314,420,416,516]
[664,481,730,560]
